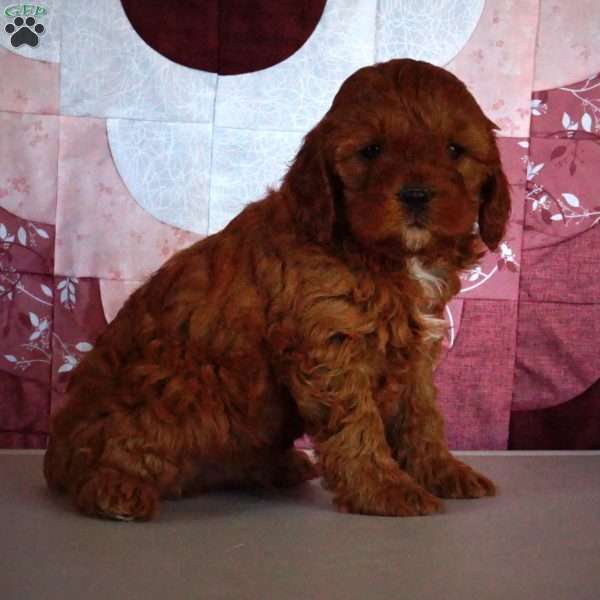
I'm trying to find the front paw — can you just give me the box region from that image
[426,459,496,499]
[334,482,443,517]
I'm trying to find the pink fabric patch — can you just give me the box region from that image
[0,49,59,115]
[0,112,58,225]
[99,279,143,324]
[447,0,539,138]
[534,1,600,91]
[56,117,201,280]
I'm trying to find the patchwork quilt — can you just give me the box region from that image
[1,0,599,450]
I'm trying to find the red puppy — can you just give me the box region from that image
[45,59,510,520]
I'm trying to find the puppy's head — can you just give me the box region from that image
[284,59,510,256]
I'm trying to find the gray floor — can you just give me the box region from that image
[1,452,600,600]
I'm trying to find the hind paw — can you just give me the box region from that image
[76,468,160,521]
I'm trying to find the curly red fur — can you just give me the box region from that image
[44,59,510,520]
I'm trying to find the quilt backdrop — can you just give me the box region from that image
[1,0,599,450]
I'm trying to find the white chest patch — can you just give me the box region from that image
[407,257,448,343]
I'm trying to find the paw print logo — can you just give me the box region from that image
[5,16,45,48]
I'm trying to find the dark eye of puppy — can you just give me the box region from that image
[448,143,465,160]
[359,144,382,160]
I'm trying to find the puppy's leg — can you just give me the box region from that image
[69,431,183,520]
[49,410,187,521]
[289,356,441,516]
[390,371,496,499]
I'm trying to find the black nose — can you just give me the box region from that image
[398,185,433,208]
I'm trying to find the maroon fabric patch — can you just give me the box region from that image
[0,271,54,446]
[524,138,600,251]
[0,263,107,447]
[121,0,326,75]
[497,137,528,187]
[122,0,219,73]
[0,209,54,440]
[0,271,54,384]
[531,72,600,139]
[0,275,108,447]
[519,220,600,304]
[0,432,47,449]
[51,278,108,416]
[527,73,600,250]
[0,372,49,446]
[509,378,600,450]
[0,206,56,447]
[512,302,600,413]
[218,0,326,75]
[0,205,54,274]
[435,300,518,451]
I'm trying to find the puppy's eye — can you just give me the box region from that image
[359,144,382,160]
[448,143,465,160]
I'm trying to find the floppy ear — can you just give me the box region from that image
[479,164,511,251]
[283,127,338,245]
